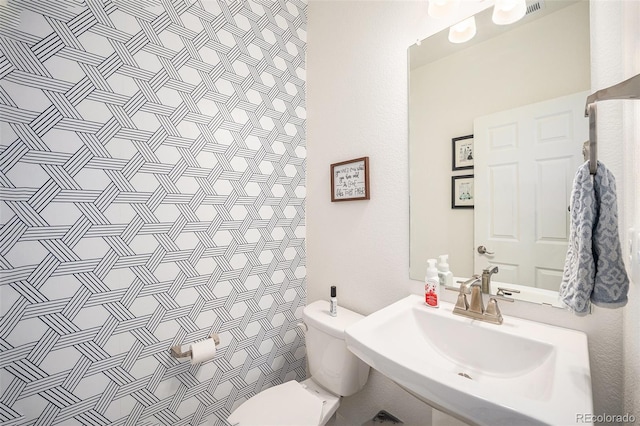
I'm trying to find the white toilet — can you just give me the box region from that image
[227,300,371,426]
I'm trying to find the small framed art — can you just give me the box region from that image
[451,175,474,209]
[331,157,370,202]
[452,134,474,171]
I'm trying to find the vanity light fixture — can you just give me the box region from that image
[428,0,460,19]
[448,16,477,43]
[438,0,530,45]
[492,0,527,25]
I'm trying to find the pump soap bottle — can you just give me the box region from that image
[437,254,453,287]
[425,259,440,308]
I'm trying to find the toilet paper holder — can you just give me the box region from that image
[170,333,220,359]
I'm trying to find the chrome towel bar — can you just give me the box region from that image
[584,73,640,175]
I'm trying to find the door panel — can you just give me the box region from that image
[474,91,589,290]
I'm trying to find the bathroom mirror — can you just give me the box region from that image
[409,0,591,303]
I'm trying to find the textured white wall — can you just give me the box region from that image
[621,0,640,418]
[307,1,633,424]
[591,0,638,419]
[307,3,443,423]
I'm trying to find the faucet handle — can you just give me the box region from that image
[484,298,504,324]
[446,275,479,294]
[446,285,469,294]
[446,285,471,312]
[491,295,514,303]
[496,287,520,297]
[485,294,514,323]
[457,275,481,288]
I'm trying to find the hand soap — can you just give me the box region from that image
[425,259,440,308]
[437,254,453,287]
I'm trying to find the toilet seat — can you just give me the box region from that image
[228,380,328,426]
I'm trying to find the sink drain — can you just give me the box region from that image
[458,372,472,380]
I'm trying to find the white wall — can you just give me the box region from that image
[591,0,640,418]
[307,1,634,425]
[307,3,444,423]
[621,0,640,418]
[409,2,590,280]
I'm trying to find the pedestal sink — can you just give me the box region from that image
[345,295,593,426]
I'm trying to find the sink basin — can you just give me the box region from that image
[345,295,593,425]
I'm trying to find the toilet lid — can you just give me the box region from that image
[227,380,324,426]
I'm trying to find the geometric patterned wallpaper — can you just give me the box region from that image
[0,0,306,424]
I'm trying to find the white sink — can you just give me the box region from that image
[345,295,593,426]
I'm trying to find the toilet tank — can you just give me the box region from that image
[303,300,370,397]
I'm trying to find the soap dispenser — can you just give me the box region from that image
[437,255,453,287]
[425,259,440,308]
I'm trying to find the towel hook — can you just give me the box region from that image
[587,103,597,175]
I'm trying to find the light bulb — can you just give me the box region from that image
[448,16,477,44]
[428,0,460,19]
[492,0,526,25]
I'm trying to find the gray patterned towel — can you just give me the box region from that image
[560,162,596,315]
[559,161,629,315]
[591,161,630,307]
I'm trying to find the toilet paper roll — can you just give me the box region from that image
[190,338,217,364]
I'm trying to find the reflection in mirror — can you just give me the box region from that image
[409,1,590,304]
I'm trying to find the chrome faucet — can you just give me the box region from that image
[481,266,499,294]
[447,274,513,325]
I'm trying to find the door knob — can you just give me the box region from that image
[477,245,495,255]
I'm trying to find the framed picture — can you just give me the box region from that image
[452,134,474,171]
[451,175,474,209]
[331,157,370,202]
